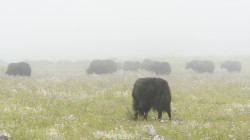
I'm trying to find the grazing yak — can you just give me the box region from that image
[186,60,215,73]
[86,59,117,74]
[149,62,171,75]
[132,77,171,120]
[5,62,31,76]
[221,61,241,72]
[142,59,171,75]
[142,59,156,71]
[116,62,123,70]
[123,61,141,71]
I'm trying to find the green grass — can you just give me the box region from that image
[0,58,250,140]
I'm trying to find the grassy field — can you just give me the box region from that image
[0,57,249,140]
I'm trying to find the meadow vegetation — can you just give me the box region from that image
[0,57,249,139]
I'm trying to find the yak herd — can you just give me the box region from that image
[3,59,242,120]
[85,59,241,75]
[4,59,242,76]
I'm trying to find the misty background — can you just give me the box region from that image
[0,0,249,62]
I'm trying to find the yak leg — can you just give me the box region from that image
[158,111,162,120]
[143,112,147,120]
[133,100,139,120]
[134,110,139,120]
[166,107,171,120]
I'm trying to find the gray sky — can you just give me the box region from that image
[0,0,249,62]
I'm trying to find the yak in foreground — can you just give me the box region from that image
[5,62,31,76]
[132,77,171,120]
[221,61,241,72]
[186,60,215,73]
[86,59,117,74]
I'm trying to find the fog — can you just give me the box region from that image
[0,0,249,62]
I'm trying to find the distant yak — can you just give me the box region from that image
[86,59,117,74]
[116,62,123,70]
[132,77,171,120]
[5,62,31,76]
[123,61,141,71]
[186,60,215,73]
[142,59,171,75]
[221,61,241,72]
[142,59,156,71]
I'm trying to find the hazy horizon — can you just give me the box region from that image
[1,0,250,62]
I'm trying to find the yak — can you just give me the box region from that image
[116,62,123,70]
[123,61,141,71]
[86,59,117,74]
[5,62,31,76]
[221,61,241,72]
[142,59,171,75]
[186,60,215,73]
[142,59,156,71]
[132,77,171,120]
[149,61,171,75]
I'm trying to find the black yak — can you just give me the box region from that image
[123,61,141,71]
[86,59,117,74]
[132,77,171,120]
[5,62,31,76]
[221,61,241,72]
[149,62,171,75]
[116,62,123,70]
[142,59,156,71]
[142,59,171,75]
[186,60,215,73]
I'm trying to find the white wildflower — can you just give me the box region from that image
[228,134,236,140]
[93,128,134,139]
[67,115,76,121]
[153,135,164,140]
[171,120,184,125]
[148,126,156,136]
[160,120,165,123]
[47,128,61,139]
[204,123,210,129]
[0,131,12,140]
